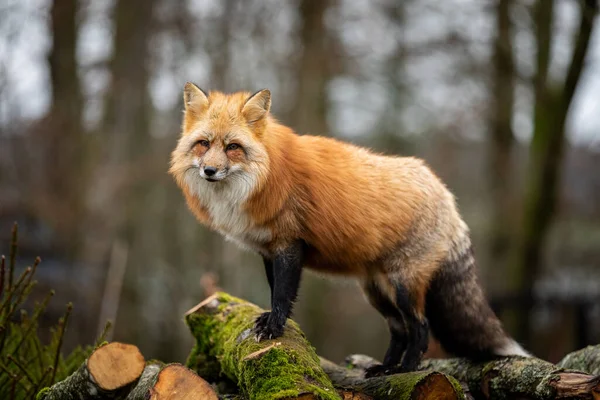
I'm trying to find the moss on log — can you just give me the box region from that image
[320,357,464,400]
[126,362,218,399]
[558,345,600,376]
[420,356,600,399]
[342,352,600,399]
[37,342,145,400]
[185,292,340,400]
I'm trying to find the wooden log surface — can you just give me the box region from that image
[126,362,218,400]
[36,292,600,400]
[320,357,464,400]
[558,345,600,376]
[420,356,600,399]
[185,292,340,400]
[337,352,600,400]
[37,342,145,400]
[37,342,218,400]
[184,292,600,399]
[185,292,467,400]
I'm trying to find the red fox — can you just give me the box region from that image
[169,83,529,376]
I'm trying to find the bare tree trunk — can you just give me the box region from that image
[373,2,412,153]
[212,0,234,92]
[488,0,515,271]
[293,0,331,136]
[103,0,153,163]
[511,0,598,345]
[100,0,157,355]
[29,0,84,253]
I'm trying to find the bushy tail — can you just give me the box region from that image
[425,245,530,359]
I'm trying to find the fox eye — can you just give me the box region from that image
[195,139,210,148]
[226,143,240,151]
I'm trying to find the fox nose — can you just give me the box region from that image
[204,166,217,176]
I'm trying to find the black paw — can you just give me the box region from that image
[253,312,284,342]
[364,364,402,378]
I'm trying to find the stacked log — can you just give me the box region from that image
[37,342,218,400]
[38,292,600,400]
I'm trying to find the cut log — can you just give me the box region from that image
[420,356,600,399]
[185,292,341,400]
[558,345,600,376]
[320,357,463,400]
[37,342,145,400]
[126,362,218,400]
[342,353,600,400]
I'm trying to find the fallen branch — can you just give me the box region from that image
[326,351,600,400]
[420,356,600,399]
[37,342,145,400]
[185,292,340,400]
[320,357,463,400]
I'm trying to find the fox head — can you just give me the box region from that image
[169,83,272,201]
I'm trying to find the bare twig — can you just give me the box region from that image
[8,223,17,290]
[0,255,5,297]
[50,303,73,384]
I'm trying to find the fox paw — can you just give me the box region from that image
[253,312,284,342]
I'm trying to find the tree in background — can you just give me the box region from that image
[100,0,160,358]
[21,0,84,255]
[293,0,331,136]
[510,0,598,346]
[488,0,516,271]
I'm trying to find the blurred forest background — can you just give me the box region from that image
[1,0,599,366]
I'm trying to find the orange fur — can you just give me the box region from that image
[170,86,461,308]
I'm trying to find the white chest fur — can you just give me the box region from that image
[185,173,272,251]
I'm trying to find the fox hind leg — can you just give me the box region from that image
[362,279,407,375]
[395,281,429,372]
[362,275,429,377]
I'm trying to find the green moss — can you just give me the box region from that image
[340,371,464,400]
[444,373,464,395]
[36,387,50,400]
[186,292,340,400]
[367,372,426,399]
[385,371,430,399]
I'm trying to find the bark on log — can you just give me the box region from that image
[558,345,600,376]
[126,362,218,400]
[37,342,218,400]
[341,353,600,400]
[185,292,341,400]
[320,357,464,400]
[37,342,146,400]
[420,357,600,399]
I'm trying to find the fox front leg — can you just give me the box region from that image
[254,241,305,341]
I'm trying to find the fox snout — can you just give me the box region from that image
[199,164,227,182]
[196,146,229,181]
[203,166,217,176]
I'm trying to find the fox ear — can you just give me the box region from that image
[183,82,208,115]
[242,89,271,124]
